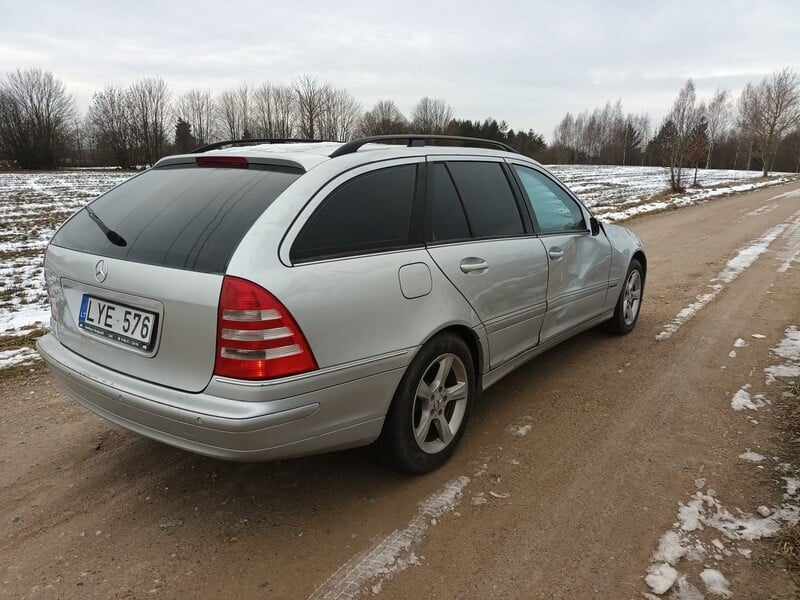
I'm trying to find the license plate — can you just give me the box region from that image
[78,295,158,352]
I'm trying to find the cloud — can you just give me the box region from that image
[1,0,798,136]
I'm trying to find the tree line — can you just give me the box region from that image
[0,70,541,170]
[544,67,800,189]
[0,67,798,188]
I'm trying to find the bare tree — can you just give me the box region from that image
[550,104,650,165]
[580,111,602,162]
[735,85,759,170]
[360,99,408,136]
[0,68,77,168]
[686,117,710,185]
[660,79,702,191]
[410,97,453,134]
[88,85,136,168]
[174,89,217,146]
[320,88,361,141]
[217,84,251,140]
[599,100,625,164]
[294,75,330,139]
[703,89,730,168]
[634,113,652,165]
[252,83,297,138]
[740,68,800,176]
[129,77,172,167]
[551,112,576,163]
[70,116,92,166]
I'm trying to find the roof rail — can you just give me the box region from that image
[191,138,325,153]
[329,134,519,158]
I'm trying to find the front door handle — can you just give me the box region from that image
[460,257,489,274]
[548,246,565,260]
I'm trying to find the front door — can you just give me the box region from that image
[509,163,611,342]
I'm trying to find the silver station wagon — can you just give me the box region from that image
[37,135,646,473]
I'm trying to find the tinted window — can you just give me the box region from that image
[513,165,586,233]
[51,164,301,274]
[447,162,524,238]
[428,163,471,242]
[292,164,416,262]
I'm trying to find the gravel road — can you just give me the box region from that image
[2,181,799,599]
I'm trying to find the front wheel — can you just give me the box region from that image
[606,258,644,335]
[380,333,475,474]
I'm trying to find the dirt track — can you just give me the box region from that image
[2,181,800,599]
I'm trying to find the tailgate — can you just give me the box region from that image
[45,245,221,393]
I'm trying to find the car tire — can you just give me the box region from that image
[381,333,475,474]
[607,258,644,335]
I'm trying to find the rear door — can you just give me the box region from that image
[424,158,549,369]
[509,163,611,342]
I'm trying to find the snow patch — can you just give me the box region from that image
[738,450,765,462]
[645,481,800,597]
[765,326,800,384]
[672,575,705,600]
[470,493,487,506]
[0,346,40,370]
[507,424,532,437]
[700,569,732,598]
[731,385,765,411]
[652,531,687,565]
[308,476,469,600]
[744,203,778,217]
[656,222,791,340]
[776,211,800,273]
[682,491,800,541]
[645,563,678,595]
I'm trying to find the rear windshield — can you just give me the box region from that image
[51,164,301,274]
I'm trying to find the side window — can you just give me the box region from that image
[291,164,416,262]
[447,161,524,238]
[427,163,471,242]
[512,165,586,234]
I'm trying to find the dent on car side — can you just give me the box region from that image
[36,136,645,471]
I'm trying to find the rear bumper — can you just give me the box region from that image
[37,333,408,461]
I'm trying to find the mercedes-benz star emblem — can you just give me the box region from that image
[94,260,108,283]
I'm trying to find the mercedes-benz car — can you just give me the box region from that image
[37,135,646,473]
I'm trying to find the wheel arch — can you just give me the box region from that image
[632,250,647,283]
[416,324,485,393]
[378,322,482,472]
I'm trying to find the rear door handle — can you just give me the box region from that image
[460,257,489,274]
[548,246,564,260]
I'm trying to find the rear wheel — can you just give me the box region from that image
[381,333,475,474]
[607,258,644,335]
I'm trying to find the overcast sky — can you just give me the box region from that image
[1,0,798,139]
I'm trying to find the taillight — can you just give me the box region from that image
[214,276,317,380]
[43,249,57,323]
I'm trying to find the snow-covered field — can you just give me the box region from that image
[549,165,797,222]
[0,165,797,370]
[0,170,131,368]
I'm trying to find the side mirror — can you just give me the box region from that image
[590,216,601,236]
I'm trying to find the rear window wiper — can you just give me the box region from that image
[84,205,127,247]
